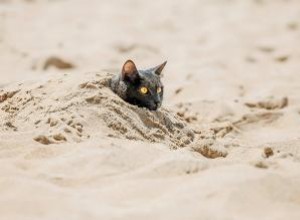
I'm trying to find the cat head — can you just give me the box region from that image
[121,60,167,110]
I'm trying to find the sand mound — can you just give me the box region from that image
[0,72,227,156]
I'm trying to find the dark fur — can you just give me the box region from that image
[110,60,166,110]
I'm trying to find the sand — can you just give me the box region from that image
[1,0,300,219]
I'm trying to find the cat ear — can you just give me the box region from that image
[121,60,139,82]
[153,61,167,76]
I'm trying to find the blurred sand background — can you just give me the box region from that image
[1,0,300,219]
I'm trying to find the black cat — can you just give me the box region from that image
[110,60,167,110]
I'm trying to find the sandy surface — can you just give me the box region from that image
[1,0,300,219]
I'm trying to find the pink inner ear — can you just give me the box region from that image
[122,60,138,79]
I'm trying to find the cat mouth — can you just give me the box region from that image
[133,100,160,111]
[149,106,158,111]
[148,103,161,111]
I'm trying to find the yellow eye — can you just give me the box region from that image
[139,87,148,94]
[157,87,162,93]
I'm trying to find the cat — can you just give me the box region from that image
[110,60,167,110]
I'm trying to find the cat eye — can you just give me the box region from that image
[139,86,148,94]
[157,87,162,93]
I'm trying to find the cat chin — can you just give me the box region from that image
[137,103,158,111]
[147,104,160,111]
[133,100,160,111]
